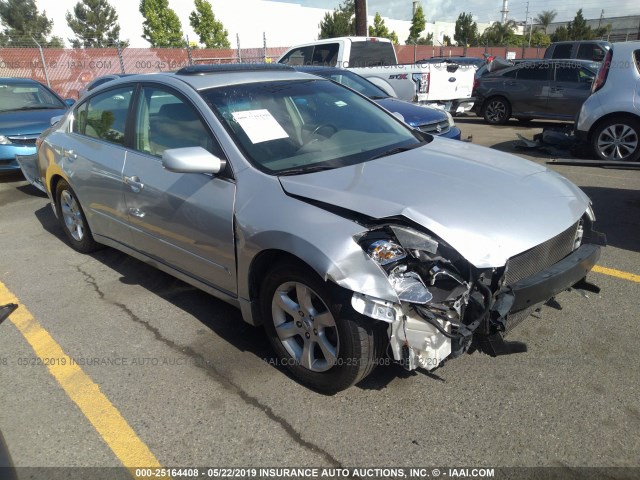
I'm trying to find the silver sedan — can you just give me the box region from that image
[20,64,605,393]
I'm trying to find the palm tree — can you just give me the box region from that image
[482,20,518,46]
[535,10,557,34]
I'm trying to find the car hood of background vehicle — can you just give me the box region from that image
[374,97,446,127]
[0,108,66,135]
[279,137,590,268]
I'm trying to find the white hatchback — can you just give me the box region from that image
[575,41,640,162]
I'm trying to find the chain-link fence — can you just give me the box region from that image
[2,35,548,99]
[0,35,288,99]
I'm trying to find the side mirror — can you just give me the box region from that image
[65,98,76,107]
[50,115,63,126]
[162,146,226,175]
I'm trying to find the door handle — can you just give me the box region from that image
[63,149,77,160]
[124,175,144,193]
[128,208,145,218]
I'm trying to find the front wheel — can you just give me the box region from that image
[55,179,100,253]
[483,97,511,125]
[592,118,640,162]
[260,262,385,394]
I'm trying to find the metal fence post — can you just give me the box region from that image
[115,40,126,73]
[185,36,193,66]
[31,37,51,88]
[263,32,267,63]
[236,34,241,63]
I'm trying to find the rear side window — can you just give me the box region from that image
[577,44,605,62]
[517,64,549,81]
[349,41,396,67]
[311,43,339,66]
[279,46,313,66]
[551,44,572,59]
[72,86,134,145]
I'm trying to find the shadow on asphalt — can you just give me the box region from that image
[580,186,640,254]
[32,204,402,393]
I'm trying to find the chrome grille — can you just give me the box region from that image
[7,135,38,146]
[419,120,450,135]
[504,221,580,286]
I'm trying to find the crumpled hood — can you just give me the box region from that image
[0,109,66,135]
[279,137,590,268]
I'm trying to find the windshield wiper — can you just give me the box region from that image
[277,164,338,176]
[367,142,426,161]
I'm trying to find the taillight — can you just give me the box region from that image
[592,49,612,93]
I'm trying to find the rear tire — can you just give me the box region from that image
[55,179,100,253]
[592,118,640,162]
[483,96,511,125]
[260,262,386,394]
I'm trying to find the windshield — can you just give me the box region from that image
[0,82,65,112]
[314,70,389,98]
[201,79,424,175]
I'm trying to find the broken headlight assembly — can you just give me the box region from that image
[354,225,492,371]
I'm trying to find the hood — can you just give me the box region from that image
[279,138,590,268]
[0,108,67,136]
[375,97,446,127]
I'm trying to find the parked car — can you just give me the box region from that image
[544,40,611,62]
[473,59,598,124]
[19,64,604,393]
[78,73,133,98]
[575,41,640,162]
[293,66,461,139]
[0,78,72,173]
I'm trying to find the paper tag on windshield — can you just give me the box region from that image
[231,109,289,144]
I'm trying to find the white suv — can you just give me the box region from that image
[575,41,640,162]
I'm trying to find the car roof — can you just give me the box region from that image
[92,64,322,92]
[0,77,41,84]
[293,66,348,75]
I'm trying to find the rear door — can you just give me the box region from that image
[549,62,595,118]
[61,85,135,244]
[122,84,237,295]
[508,63,552,116]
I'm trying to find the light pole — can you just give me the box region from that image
[528,16,533,47]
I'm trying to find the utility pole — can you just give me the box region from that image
[524,1,530,44]
[355,0,367,36]
[598,10,604,28]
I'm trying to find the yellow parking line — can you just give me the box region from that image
[592,265,640,283]
[0,281,163,478]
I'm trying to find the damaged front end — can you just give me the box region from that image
[351,211,605,372]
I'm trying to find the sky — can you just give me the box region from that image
[35,0,640,48]
[272,0,639,24]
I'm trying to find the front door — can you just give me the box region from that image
[122,85,237,296]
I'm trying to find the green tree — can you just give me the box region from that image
[454,12,478,46]
[368,12,398,44]
[0,0,63,46]
[189,0,229,48]
[567,9,592,40]
[318,0,354,39]
[529,30,551,47]
[406,4,426,44]
[534,10,557,34]
[66,0,127,48]
[442,34,453,46]
[480,20,518,46]
[139,0,184,47]
[416,32,433,45]
[551,25,569,42]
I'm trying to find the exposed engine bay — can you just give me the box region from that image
[351,211,605,372]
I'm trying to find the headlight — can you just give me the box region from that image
[445,111,455,128]
[367,240,406,265]
[0,135,11,145]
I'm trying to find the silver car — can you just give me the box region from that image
[20,64,605,393]
[575,41,640,162]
